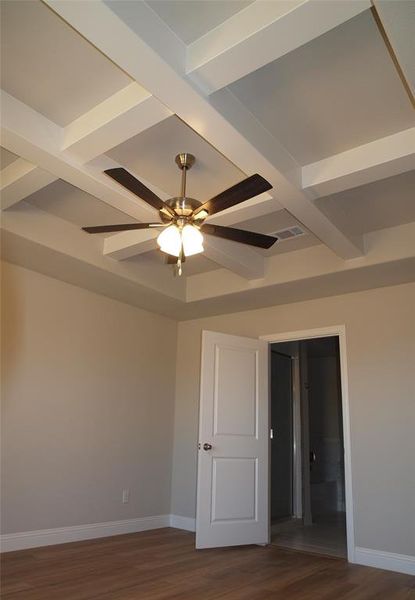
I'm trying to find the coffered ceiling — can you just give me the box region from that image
[0,0,131,126]
[0,147,18,170]
[147,1,254,44]
[229,10,414,164]
[1,0,414,319]
[106,115,245,201]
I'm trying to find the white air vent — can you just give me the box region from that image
[273,225,305,241]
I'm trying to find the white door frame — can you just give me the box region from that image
[261,325,355,563]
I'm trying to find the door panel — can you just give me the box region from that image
[196,330,269,549]
[212,457,257,522]
[214,345,258,436]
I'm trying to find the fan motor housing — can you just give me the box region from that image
[160,196,203,222]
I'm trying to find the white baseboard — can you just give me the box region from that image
[354,546,415,576]
[169,514,196,532]
[5,520,412,577]
[1,515,170,553]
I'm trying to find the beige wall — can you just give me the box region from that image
[171,282,415,557]
[2,260,414,558]
[1,262,177,533]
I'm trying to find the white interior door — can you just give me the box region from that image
[196,330,269,549]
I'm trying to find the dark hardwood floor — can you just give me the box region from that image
[1,528,414,599]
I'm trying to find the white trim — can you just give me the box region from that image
[354,547,415,576]
[302,127,415,198]
[260,325,356,563]
[169,515,196,532]
[0,515,170,553]
[187,0,370,94]
[2,519,413,576]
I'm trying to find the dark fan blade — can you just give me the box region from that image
[202,224,277,249]
[83,223,161,234]
[194,174,272,217]
[105,168,175,216]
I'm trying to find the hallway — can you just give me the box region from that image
[271,514,347,558]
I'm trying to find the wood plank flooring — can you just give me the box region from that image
[1,528,414,599]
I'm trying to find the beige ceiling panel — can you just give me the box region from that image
[316,169,415,235]
[24,179,137,229]
[0,0,131,126]
[230,11,415,165]
[107,115,245,201]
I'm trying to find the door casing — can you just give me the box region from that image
[261,325,355,563]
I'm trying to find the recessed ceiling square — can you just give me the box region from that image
[316,170,415,235]
[107,115,245,202]
[24,179,137,229]
[0,0,132,126]
[229,11,415,165]
[146,0,254,44]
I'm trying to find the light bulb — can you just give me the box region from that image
[157,225,182,257]
[181,224,204,256]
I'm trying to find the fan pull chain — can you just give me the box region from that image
[174,254,183,277]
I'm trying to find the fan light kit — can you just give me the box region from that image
[83,153,277,275]
[157,223,204,257]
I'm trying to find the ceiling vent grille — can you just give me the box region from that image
[273,225,305,240]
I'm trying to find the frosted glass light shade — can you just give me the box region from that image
[181,224,204,256]
[157,224,204,257]
[157,225,182,257]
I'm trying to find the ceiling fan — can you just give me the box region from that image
[82,153,278,275]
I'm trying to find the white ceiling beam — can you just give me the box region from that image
[0,158,56,209]
[44,0,364,260]
[0,90,158,222]
[186,0,371,94]
[203,235,264,280]
[1,201,186,301]
[103,229,159,260]
[186,222,415,303]
[63,82,172,163]
[207,195,280,227]
[302,127,415,197]
[1,81,171,213]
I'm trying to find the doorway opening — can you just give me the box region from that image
[270,336,347,558]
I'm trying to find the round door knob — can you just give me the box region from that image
[203,443,213,451]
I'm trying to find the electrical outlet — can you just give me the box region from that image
[122,488,130,504]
